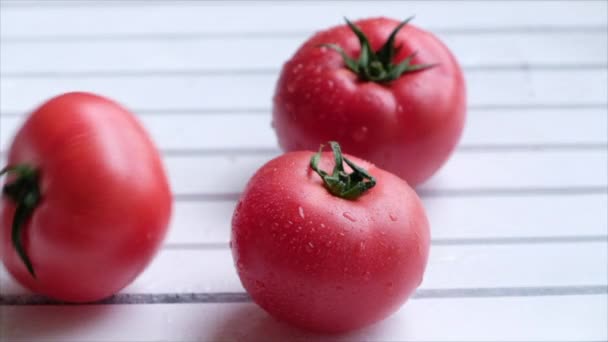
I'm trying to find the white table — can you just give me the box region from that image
[0,1,606,341]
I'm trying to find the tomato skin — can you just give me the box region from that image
[0,92,172,302]
[273,17,466,186]
[231,151,430,332]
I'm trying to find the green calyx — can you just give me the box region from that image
[0,165,41,278]
[310,141,376,200]
[322,17,434,83]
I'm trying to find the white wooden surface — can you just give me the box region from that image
[0,1,607,341]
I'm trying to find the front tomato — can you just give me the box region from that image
[0,92,172,302]
[273,17,466,186]
[231,142,430,332]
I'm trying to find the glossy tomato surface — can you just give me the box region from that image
[231,150,430,332]
[273,17,466,185]
[0,92,172,302]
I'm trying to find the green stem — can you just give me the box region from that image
[310,142,376,200]
[0,165,40,278]
[321,17,435,83]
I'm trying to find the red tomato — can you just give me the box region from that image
[273,17,466,186]
[231,142,430,332]
[0,92,172,302]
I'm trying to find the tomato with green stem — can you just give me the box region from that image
[0,92,172,302]
[273,17,466,186]
[231,142,430,332]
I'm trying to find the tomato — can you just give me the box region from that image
[231,142,430,332]
[273,17,466,186]
[0,92,172,302]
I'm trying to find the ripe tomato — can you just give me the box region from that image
[273,17,466,186]
[0,92,172,302]
[231,142,430,332]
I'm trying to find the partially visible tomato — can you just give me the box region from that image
[273,17,466,186]
[0,92,172,302]
[231,142,430,332]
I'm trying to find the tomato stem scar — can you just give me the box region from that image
[310,141,376,200]
[320,17,436,83]
[0,164,40,278]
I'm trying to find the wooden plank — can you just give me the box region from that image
[163,193,608,246]
[2,108,607,152]
[1,242,606,295]
[1,150,605,195]
[0,70,606,113]
[1,32,606,74]
[159,150,608,195]
[1,295,606,341]
[1,1,606,39]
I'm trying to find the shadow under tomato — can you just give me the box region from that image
[0,302,111,340]
[206,304,327,342]
[205,303,388,342]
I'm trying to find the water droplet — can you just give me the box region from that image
[389,213,398,222]
[364,271,371,281]
[287,84,296,93]
[397,105,404,113]
[306,242,315,252]
[320,223,326,228]
[319,46,328,53]
[296,226,303,232]
[298,206,305,219]
[352,126,369,142]
[292,63,304,74]
[343,267,349,274]
[327,80,334,89]
[359,241,366,251]
[255,280,266,290]
[339,232,345,237]
[287,220,293,225]
[237,262,244,271]
[343,212,357,222]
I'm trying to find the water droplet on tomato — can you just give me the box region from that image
[352,126,369,142]
[320,223,326,228]
[298,206,305,219]
[397,105,404,113]
[237,262,244,271]
[319,46,328,53]
[343,212,357,222]
[359,241,366,251]
[306,242,315,252]
[389,213,398,222]
[363,271,371,281]
[327,80,334,89]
